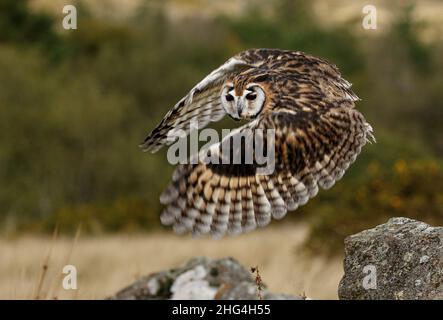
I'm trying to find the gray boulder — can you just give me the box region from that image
[111,257,303,300]
[339,217,443,300]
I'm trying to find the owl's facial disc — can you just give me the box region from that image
[221,83,266,121]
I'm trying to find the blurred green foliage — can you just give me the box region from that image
[304,158,443,254]
[0,0,442,251]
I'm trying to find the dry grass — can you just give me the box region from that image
[0,223,343,300]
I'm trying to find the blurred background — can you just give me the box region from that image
[0,0,442,299]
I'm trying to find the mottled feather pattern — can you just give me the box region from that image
[142,48,375,237]
[140,86,226,153]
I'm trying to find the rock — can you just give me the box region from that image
[111,257,304,300]
[339,217,443,300]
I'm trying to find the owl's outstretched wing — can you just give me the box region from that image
[139,56,255,153]
[159,106,374,237]
[140,48,355,153]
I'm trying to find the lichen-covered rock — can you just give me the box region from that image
[111,257,303,300]
[339,217,443,300]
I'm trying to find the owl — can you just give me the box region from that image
[140,48,374,237]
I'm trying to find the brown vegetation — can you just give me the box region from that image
[0,224,342,299]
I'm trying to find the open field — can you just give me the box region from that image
[0,223,343,299]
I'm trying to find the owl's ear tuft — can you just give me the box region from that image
[253,74,272,83]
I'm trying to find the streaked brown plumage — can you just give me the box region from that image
[140,48,375,237]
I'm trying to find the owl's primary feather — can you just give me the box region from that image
[141,48,375,237]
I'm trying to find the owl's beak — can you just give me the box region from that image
[236,101,243,118]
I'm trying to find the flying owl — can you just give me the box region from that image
[140,48,374,237]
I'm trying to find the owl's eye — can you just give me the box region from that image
[225,94,234,102]
[246,92,257,101]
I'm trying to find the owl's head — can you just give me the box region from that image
[221,82,266,121]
